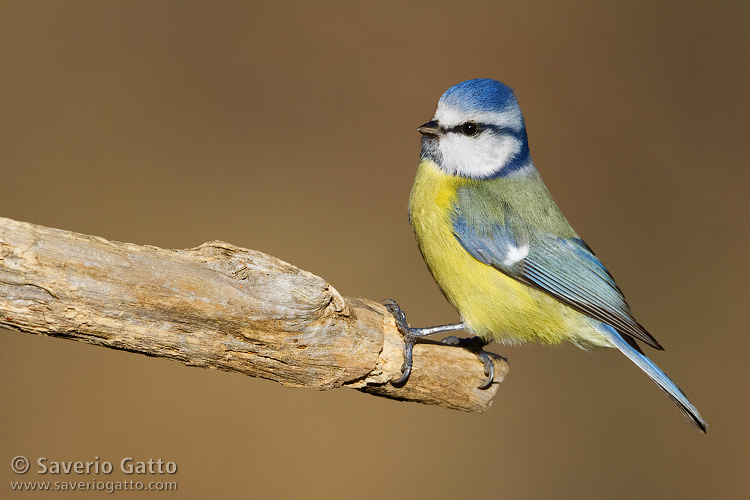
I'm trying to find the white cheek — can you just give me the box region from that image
[439,134,521,178]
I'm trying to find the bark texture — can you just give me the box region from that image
[0,217,507,412]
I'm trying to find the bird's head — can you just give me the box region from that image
[419,79,531,179]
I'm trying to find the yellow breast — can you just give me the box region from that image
[408,160,600,345]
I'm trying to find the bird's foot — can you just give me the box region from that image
[383,299,490,389]
[382,299,419,386]
[441,335,495,389]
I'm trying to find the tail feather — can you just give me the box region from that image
[600,323,707,433]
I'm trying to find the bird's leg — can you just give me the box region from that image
[440,335,495,390]
[382,299,492,389]
[382,299,464,385]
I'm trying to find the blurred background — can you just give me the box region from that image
[1,2,748,499]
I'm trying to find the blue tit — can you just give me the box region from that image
[385,78,706,432]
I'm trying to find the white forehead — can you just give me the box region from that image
[433,101,524,131]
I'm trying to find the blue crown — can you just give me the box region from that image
[439,79,518,113]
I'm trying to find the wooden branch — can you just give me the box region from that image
[0,216,507,412]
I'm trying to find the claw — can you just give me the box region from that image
[440,335,495,389]
[382,299,417,386]
[390,337,414,386]
[382,299,408,327]
[477,351,495,390]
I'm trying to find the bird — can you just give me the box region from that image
[384,78,707,432]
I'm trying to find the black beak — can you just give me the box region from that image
[417,120,441,137]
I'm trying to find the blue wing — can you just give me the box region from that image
[452,198,662,350]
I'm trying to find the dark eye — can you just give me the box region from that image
[461,121,479,136]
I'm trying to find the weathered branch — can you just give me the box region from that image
[0,216,507,412]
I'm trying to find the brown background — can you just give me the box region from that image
[1,2,748,499]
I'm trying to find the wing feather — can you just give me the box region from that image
[452,198,662,350]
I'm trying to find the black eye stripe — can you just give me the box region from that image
[445,123,521,137]
[448,122,482,136]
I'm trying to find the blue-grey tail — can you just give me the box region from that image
[600,323,707,433]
